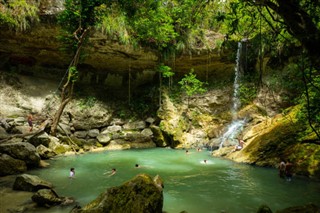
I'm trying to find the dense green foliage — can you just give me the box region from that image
[0,0,38,31]
[179,69,207,97]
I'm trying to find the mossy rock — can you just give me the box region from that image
[72,174,163,213]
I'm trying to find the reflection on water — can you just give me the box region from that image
[28,148,320,213]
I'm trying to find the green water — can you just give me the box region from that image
[29,148,320,213]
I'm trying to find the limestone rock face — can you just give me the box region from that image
[0,1,233,93]
[71,174,163,213]
[13,174,53,192]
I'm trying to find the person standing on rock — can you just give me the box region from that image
[27,114,33,132]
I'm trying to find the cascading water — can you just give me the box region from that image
[219,42,246,149]
[231,42,242,117]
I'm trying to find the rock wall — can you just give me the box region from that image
[0,0,235,93]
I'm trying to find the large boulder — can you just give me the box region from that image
[13,174,53,192]
[48,136,72,154]
[0,154,27,176]
[28,132,51,147]
[96,134,112,145]
[71,174,163,213]
[0,142,40,167]
[88,129,100,138]
[36,144,56,159]
[31,189,64,206]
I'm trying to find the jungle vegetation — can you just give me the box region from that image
[0,0,319,143]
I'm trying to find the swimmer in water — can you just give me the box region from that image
[110,168,116,176]
[69,168,75,178]
[104,168,116,176]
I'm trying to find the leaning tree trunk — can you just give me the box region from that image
[50,28,89,136]
[50,83,74,136]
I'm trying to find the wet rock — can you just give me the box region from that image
[0,154,27,176]
[13,174,53,192]
[71,174,163,213]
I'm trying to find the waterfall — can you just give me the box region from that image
[231,42,242,117]
[219,42,245,149]
[219,119,245,149]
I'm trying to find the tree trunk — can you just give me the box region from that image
[50,27,89,136]
[50,97,72,136]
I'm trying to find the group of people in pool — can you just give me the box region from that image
[69,164,146,178]
[68,148,210,178]
[185,148,209,164]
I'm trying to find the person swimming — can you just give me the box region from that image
[103,168,117,176]
[69,168,75,178]
[110,168,116,176]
